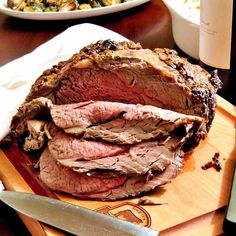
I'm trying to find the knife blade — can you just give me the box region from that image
[223,160,236,234]
[0,184,158,236]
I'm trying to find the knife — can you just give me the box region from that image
[223,160,236,234]
[0,182,158,236]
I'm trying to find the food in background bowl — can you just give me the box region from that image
[167,0,200,24]
[163,0,200,59]
[7,0,127,12]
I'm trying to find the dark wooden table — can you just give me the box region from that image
[0,0,174,65]
[0,0,234,235]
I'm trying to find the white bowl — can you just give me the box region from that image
[162,0,200,59]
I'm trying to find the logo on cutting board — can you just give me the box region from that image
[96,202,151,227]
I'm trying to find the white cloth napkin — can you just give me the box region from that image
[0,23,127,140]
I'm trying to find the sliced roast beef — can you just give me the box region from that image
[34,98,203,200]
[10,99,204,152]
[39,147,180,200]
[37,99,201,200]
[50,101,204,147]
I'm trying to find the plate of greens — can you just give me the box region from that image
[0,0,149,20]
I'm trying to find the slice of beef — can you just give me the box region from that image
[48,132,129,161]
[75,163,179,200]
[57,140,183,175]
[50,100,133,135]
[39,147,180,200]
[39,148,128,195]
[50,101,204,147]
[21,40,221,136]
[82,106,203,147]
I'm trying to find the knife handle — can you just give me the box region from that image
[223,161,236,235]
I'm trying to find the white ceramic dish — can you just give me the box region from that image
[0,0,149,20]
[162,0,200,59]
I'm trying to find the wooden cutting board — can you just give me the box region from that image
[0,96,235,236]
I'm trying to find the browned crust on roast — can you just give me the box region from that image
[25,40,221,104]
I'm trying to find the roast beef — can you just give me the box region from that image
[2,40,222,200]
